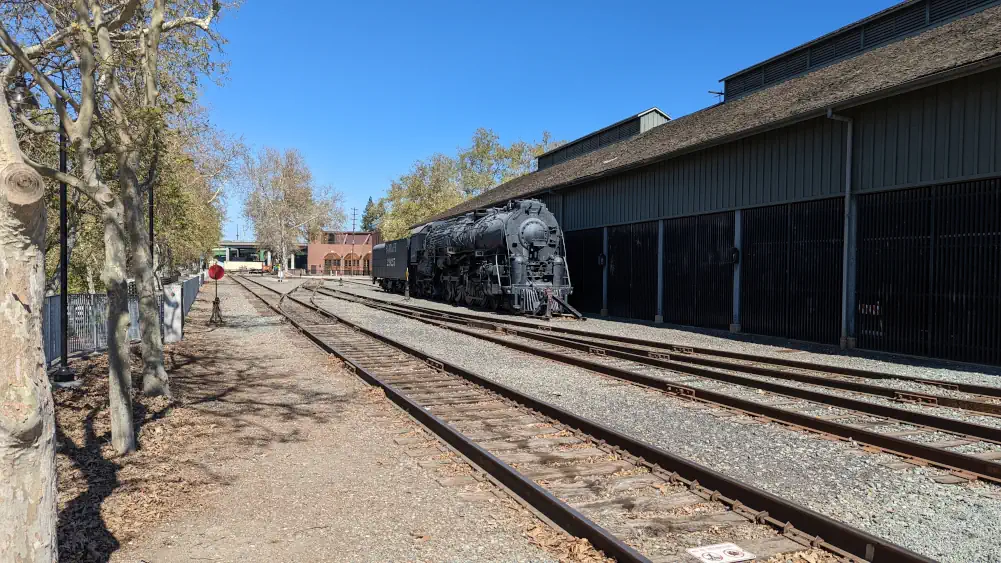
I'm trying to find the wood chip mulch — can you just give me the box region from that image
[54,345,224,563]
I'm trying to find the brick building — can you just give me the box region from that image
[307,231,376,275]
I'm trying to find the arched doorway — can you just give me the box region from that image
[362,253,372,276]
[344,252,361,276]
[323,252,341,275]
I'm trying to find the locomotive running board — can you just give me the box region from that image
[551,294,585,320]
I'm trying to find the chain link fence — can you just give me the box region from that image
[43,273,204,365]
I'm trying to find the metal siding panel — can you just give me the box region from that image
[884,101,899,188]
[832,120,843,195]
[996,71,1001,172]
[820,120,831,195]
[907,96,923,184]
[813,120,825,197]
[978,73,997,173]
[934,82,951,180]
[964,77,981,176]
[874,102,887,192]
[948,81,964,179]
[894,100,908,183]
[797,124,809,200]
[920,92,937,181]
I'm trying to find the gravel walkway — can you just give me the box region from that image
[311,291,1001,563]
[331,280,1001,390]
[112,278,557,563]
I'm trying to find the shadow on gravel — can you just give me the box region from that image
[54,290,350,562]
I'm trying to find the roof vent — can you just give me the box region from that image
[721,0,999,101]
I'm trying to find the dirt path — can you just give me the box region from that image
[57,278,568,562]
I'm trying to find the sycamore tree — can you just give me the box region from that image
[1,0,232,455]
[0,82,55,563]
[243,147,345,267]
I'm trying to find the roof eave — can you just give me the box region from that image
[438,54,1001,223]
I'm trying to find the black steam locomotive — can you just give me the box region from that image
[372,199,578,317]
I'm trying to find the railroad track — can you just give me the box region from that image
[233,275,928,563]
[337,278,1001,406]
[313,284,1001,485]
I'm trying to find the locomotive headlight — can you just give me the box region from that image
[519,219,550,248]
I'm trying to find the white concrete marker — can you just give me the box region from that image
[685,542,755,562]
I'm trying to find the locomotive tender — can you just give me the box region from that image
[372,199,577,317]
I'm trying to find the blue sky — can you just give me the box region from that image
[204,0,899,240]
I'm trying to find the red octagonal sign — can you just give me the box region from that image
[208,264,225,280]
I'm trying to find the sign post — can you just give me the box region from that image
[208,264,225,325]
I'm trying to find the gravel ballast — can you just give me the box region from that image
[311,291,1001,563]
[331,280,1001,390]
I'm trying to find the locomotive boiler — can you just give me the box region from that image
[372,199,578,317]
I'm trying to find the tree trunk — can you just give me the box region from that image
[0,98,58,561]
[86,261,96,294]
[102,202,135,455]
[120,152,170,397]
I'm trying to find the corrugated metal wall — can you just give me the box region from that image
[663,212,735,329]
[854,67,1001,193]
[742,198,844,344]
[551,67,998,235]
[563,228,604,314]
[559,116,846,231]
[538,67,1001,362]
[538,192,562,225]
[856,178,1001,364]
[607,221,659,320]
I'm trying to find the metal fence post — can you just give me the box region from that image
[90,295,98,352]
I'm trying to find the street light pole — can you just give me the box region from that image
[149,171,154,273]
[56,76,73,381]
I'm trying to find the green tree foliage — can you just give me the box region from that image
[376,129,563,240]
[378,154,463,240]
[457,128,562,197]
[360,196,384,231]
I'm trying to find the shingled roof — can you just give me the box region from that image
[430,3,1001,222]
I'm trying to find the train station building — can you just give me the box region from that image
[433,1,1001,365]
[307,231,377,275]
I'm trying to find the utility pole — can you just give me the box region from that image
[350,207,357,275]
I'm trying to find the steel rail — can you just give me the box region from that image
[232,276,647,562]
[315,286,1001,483]
[237,275,931,563]
[338,279,1001,400]
[326,288,992,412]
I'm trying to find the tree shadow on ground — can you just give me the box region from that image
[54,291,353,562]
